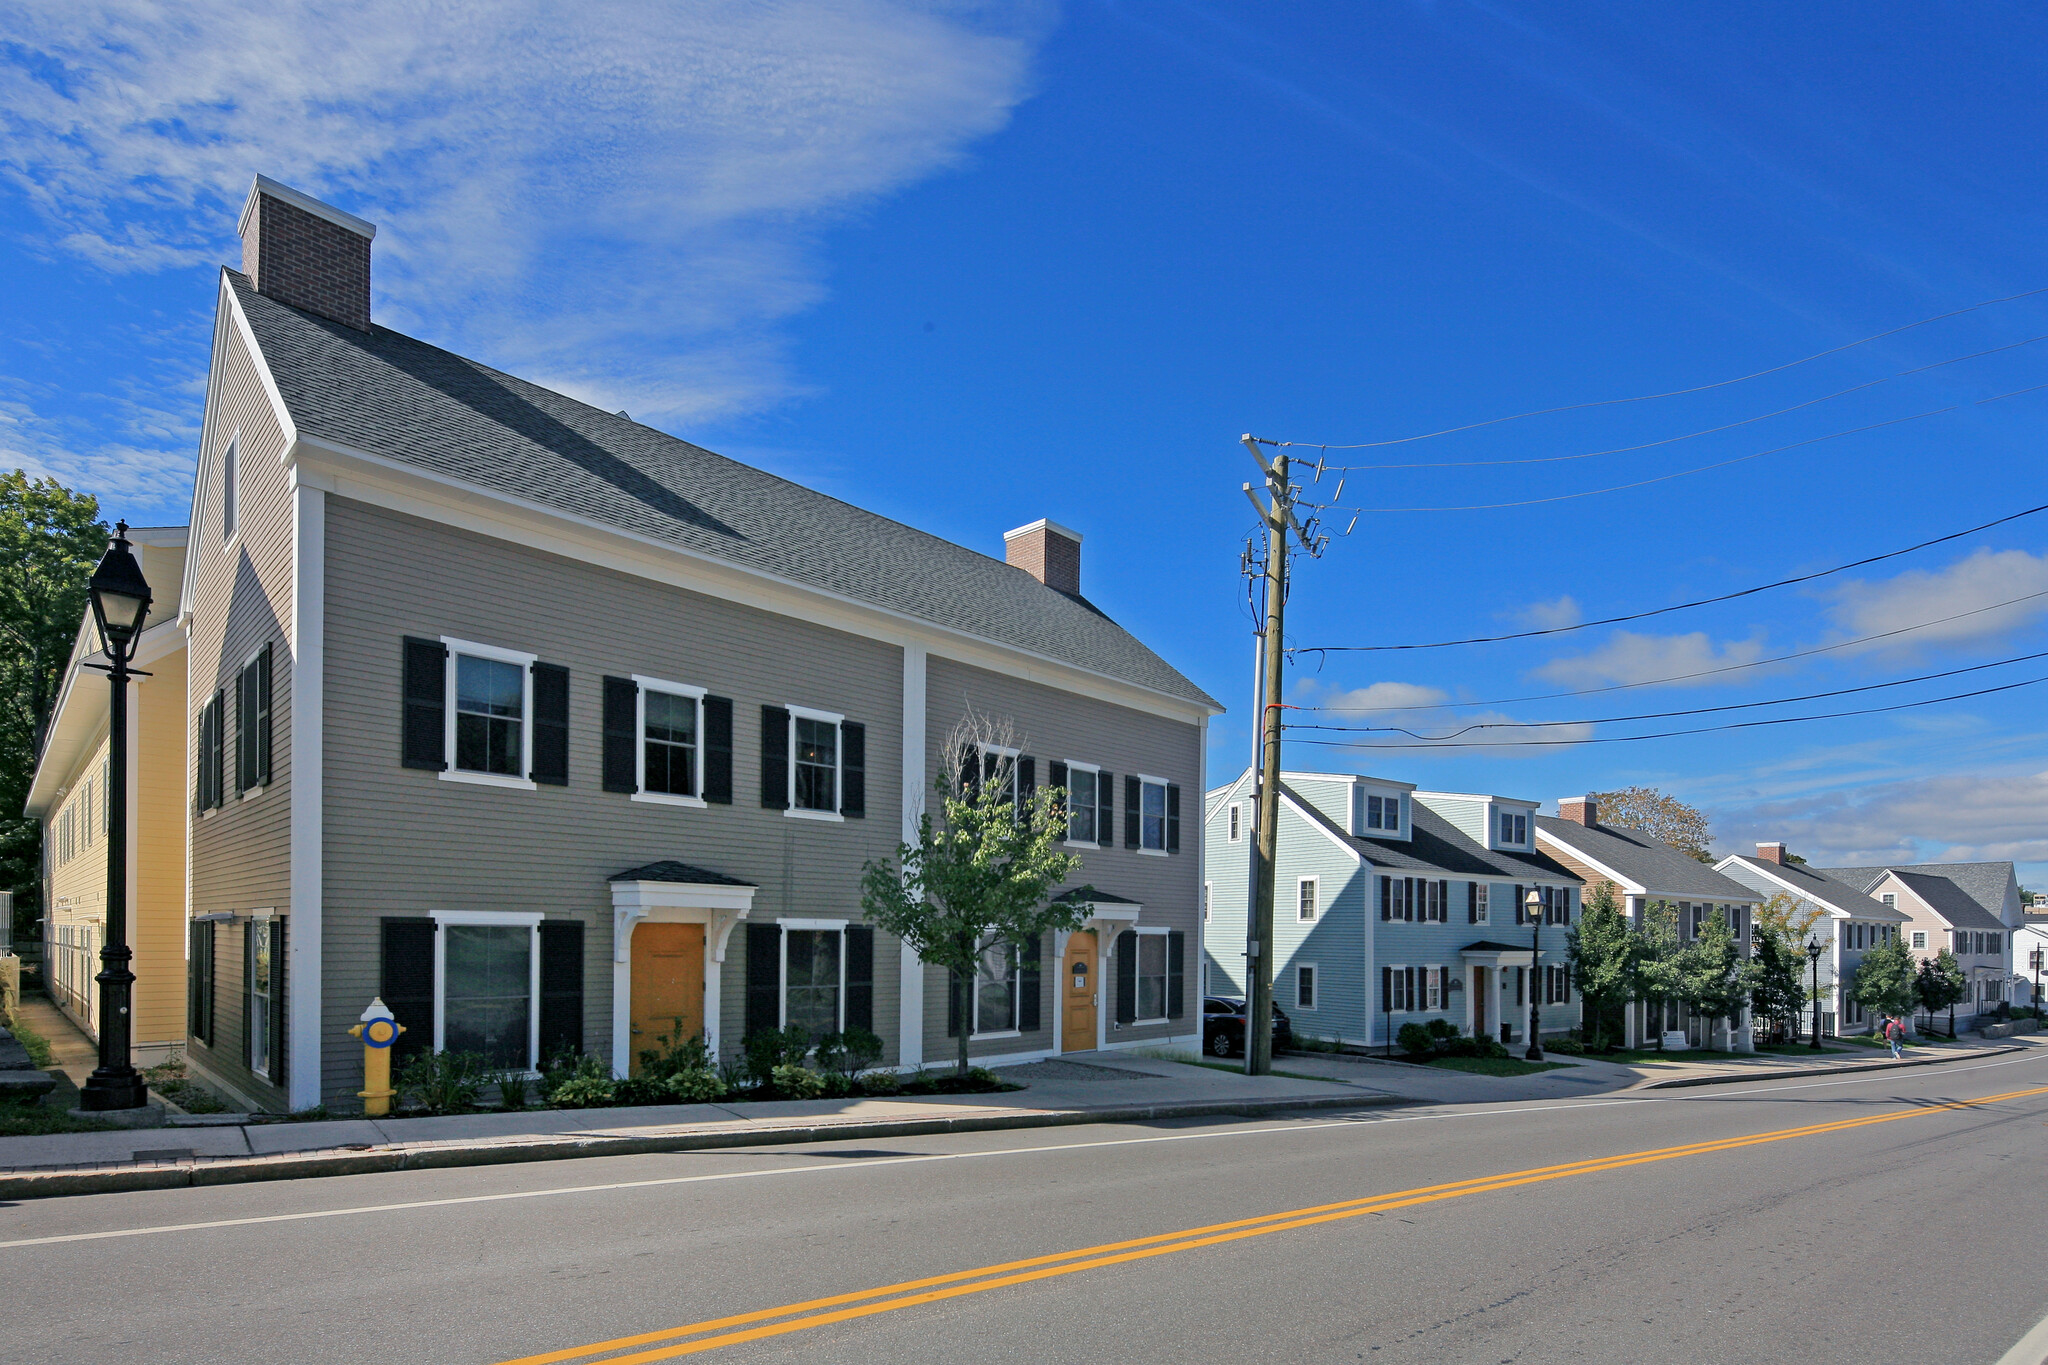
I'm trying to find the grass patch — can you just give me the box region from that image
[1424,1056,1575,1077]
[3,1008,56,1069]
[143,1057,235,1114]
[0,1101,115,1137]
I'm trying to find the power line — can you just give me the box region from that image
[1286,647,2048,739]
[1294,586,2048,711]
[1247,284,2048,452]
[1292,500,2048,655]
[1281,334,2048,473]
[1283,671,2048,750]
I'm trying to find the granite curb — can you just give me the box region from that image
[1630,1043,2026,1090]
[0,1092,1401,1202]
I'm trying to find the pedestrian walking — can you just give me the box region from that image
[1886,1016,1905,1060]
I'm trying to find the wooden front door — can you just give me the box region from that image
[629,922,705,1074]
[1062,931,1098,1052]
[1471,967,1488,1038]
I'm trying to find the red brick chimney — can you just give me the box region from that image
[237,175,375,332]
[1756,841,1788,865]
[1558,795,1598,826]
[1004,519,1082,596]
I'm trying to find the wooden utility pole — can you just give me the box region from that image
[1240,436,1320,1075]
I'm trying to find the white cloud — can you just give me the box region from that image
[1826,548,2048,654]
[1298,679,1450,713]
[1518,595,1581,630]
[1713,768,2048,867]
[0,1,1049,423]
[1534,629,1765,688]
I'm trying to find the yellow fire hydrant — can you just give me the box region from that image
[348,997,405,1116]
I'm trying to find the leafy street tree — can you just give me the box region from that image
[1749,928,1806,1043]
[1635,900,1684,1049]
[1588,786,1714,863]
[1566,881,1638,1050]
[0,473,108,946]
[860,713,1089,1076]
[1676,910,1747,1046]
[1751,891,1829,1039]
[1847,935,1919,1030]
[1915,951,1968,1039]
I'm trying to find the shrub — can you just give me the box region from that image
[1397,1022,1436,1058]
[398,1049,486,1114]
[538,1053,610,1104]
[663,1069,728,1103]
[490,1069,532,1108]
[770,1064,827,1099]
[857,1070,903,1096]
[814,1027,885,1079]
[612,1075,666,1106]
[745,1026,814,1085]
[1439,1035,1508,1059]
[549,1075,619,1109]
[638,1024,715,1081]
[1425,1018,1457,1042]
[1543,1036,1587,1056]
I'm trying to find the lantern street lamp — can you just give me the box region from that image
[1805,936,1825,1052]
[1524,888,1545,1062]
[75,522,153,1112]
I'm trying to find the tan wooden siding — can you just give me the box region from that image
[922,656,1203,1056]
[321,497,906,1104]
[134,648,188,1049]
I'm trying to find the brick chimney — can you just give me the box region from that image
[1756,841,1788,865]
[1558,795,1598,826]
[1004,519,1082,596]
[237,175,375,331]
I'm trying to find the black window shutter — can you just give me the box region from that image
[1096,771,1113,846]
[703,696,733,804]
[1017,756,1036,812]
[1382,966,1391,1015]
[235,660,253,794]
[1380,876,1392,921]
[1166,784,1181,853]
[840,721,866,818]
[1438,880,1449,923]
[1167,929,1185,1018]
[1513,884,1525,925]
[270,918,287,1094]
[1124,775,1141,849]
[760,707,790,809]
[1048,760,1068,828]
[254,643,273,787]
[538,920,584,1062]
[1404,877,1415,922]
[745,922,781,1038]
[188,921,212,1046]
[381,917,437,1064]
[243,923,256,1070]
[209,693,224,807]
[845,923,874,1033]
[530,663,569,785]
[401,637,448,771]
[1468,881,1479,924]
[602,677,638,793]
[1115,930,1137,1024]
[1017,933,1042,1033]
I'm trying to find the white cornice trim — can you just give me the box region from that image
[240,174,376,240]
[1004,517,1082,544]
[288,435,1218,725]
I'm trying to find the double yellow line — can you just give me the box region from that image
[500,1083,2048,1365]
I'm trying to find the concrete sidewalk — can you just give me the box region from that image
[0,1052,1405,1201]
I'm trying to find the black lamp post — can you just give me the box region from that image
[1524,888,1544,1062]
[1805,936,1824,1052]
[75,522,153,1112]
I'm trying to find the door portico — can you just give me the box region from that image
[609,862,758,1077]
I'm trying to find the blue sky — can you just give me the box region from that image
[4,2,2046,884]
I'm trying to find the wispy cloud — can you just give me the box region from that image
[1296,679,1450,713]
[1534,628,1766,688]
[0,1,1050,425]
[1826,548,2048,654]
[1517,595,1582,630]
[1714,767,2048,867]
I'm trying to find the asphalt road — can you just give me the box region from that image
[9,1047,2048,1365]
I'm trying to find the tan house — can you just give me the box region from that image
[1814,862,2024,1028]
[25,527,189,1064]
[177,176,1218,1113]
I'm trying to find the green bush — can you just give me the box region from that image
[490,1069,532,1108]
[612,1075,666,1106]
[770,1063,827,1099]
[663,1069,727,1103]
[1397,1022,1436,1057]
[398,1049,487,1114]
[638,1024,715,1081]
[1438,1034,1508,1059]
[538,1053,610,1104]
[1543,1036,1587,1056]
[1425,1018,1457,1042]
[745,1025,814,1085]
[814,1027,885,1079]
[548,1075,619,1109]
[857,1070,904,1096]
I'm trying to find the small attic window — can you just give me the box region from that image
[222,437,239,540]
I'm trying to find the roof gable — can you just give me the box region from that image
[1537,816,1758,901]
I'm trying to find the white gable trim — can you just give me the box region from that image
[1716,857,1857,919]
[1282,789,1362,863]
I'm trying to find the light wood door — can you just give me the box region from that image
[630,922,705,1075]
[1062,931,1098,1052]
[1471,967,1489,1038]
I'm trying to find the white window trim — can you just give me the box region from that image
[429,909,544,1075]
[777,919,848,1032]
[1063,759,1102,848]
[1384,961,1411,1014]
[631,674,708,808]
[1474,883,1490,924]
[1297,875,1319,923]
[1137,772,1169,857]
[785,703,846,822]
[1228,802,1242,843]
[237,642,269,801]
[221,432,241,545]
[248,915,274,1079]
[1362,791,1402,835]
[1204,880,1213,925]
[440,637,538,791]
[1132,923,1171,1025]
[967,934,1024,1038]
[1295,961,1318,1011]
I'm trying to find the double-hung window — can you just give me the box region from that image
[221,436,238,540]
[1296,963,1317,1010]
[636,677,705,805]
[441,639,536,789]
[1065,764,1101,843]
[1498,811,1528,845]
[1912,930,1927,950]
[1228,802,1241,843]
[1471,882,1490,924]
[760,706,863,819]
[974,939,1020,1036]
[432,910,542,1071]
[784,925,844,1036]
[793,709,841,816]
[1139,776,1168,852]
[248,918,274,1079]
[1297,877,1319,922]
[980,745,1021,812]
[1365,793,1400,832]
[1135,930,1170,1022]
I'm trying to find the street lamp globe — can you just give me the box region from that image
[88,521,153,658]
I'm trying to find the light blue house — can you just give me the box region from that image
[1203,769,1584,1049]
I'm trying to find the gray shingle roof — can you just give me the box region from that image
[609,861,755,887]
[1723,856,1906,920]
[1536,816,1757,900]
[1883,870,2007,933]
[1283,786,1580,883]
[1816,862,2016,922]
[230,273,1216,709]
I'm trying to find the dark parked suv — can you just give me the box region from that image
[1201,995,1294,1057]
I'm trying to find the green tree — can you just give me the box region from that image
[0,473,107,945]
[1915,951,1968,1039]
[860,714,1089,1075]
[1676,910,1747,1044]
[1566,881,1637,1050]
[1588,786,1714,862]
[1848,936,1918,1027]
[1635,900,1684,1049]
[1748,929,1805,1042]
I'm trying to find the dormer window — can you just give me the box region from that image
[1366,793,1400,832]
[1498,811,1528,845]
